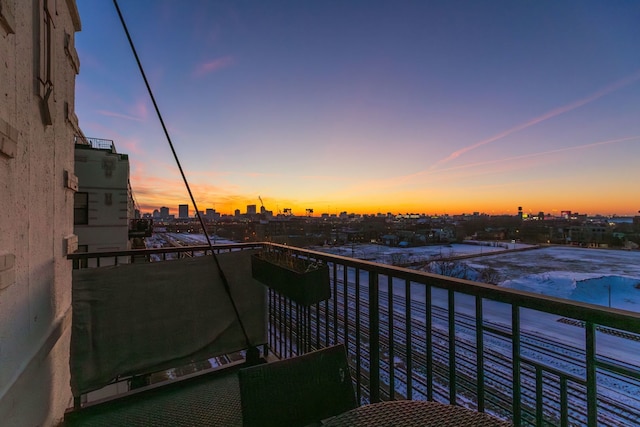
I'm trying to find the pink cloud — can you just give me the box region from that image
[193,56,235,77]
[117,137,144,156]
[131,99,148,121]
[96,110,144,122]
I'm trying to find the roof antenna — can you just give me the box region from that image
[112,0,255,357]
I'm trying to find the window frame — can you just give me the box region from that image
[74,192,89,225]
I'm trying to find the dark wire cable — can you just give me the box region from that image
[113,0,252,348]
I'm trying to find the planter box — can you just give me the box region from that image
[251,254,330,306]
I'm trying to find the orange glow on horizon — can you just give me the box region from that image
[134,188,638,217]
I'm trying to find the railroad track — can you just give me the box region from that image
[270,280,640,426]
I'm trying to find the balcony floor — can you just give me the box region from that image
[65,368,242,427]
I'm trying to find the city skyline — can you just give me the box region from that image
[144,203,633,219]
[75,1,640,216]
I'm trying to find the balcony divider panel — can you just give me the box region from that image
[69,249,266,397]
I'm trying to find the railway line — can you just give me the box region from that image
[271,278,640,426]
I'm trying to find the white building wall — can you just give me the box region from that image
[74,143,132,258]
[0,1,81,426]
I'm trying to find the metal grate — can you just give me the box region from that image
[65,371,241,427]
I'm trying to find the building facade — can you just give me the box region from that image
[179,204,189,219]
[0,1,82,425]
[74,137,134,259]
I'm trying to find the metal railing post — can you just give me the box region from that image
[405,279,412,400]
[355,268,362,402]
[586,322,597,427]
[475,296,485,412]
[448,289,456,404]
[369,272,380,403]
[388,275,396,400]
[512,305,521,425]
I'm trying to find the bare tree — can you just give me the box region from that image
[479,267,502,285]
[426,253,470,280]
[390,253,408,265]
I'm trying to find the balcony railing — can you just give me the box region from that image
[68,243,640,427]
[74,136,117,152]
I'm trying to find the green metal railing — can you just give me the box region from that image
[69,243,640,426]
[264,244,640,427]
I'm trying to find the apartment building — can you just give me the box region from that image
[74,137,134,260]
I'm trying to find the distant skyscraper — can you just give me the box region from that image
[160,206,169,219]
[247,204,257,215]
[205,208,220,220]
[179,204,189,219]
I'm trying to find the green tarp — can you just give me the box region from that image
[70,250,266,395]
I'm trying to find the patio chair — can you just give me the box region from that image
[238,344,357,427]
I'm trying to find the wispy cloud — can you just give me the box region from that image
[193,56,235,77]
[437,135,640,173]
[96,110,144,122]
[336,135,640,196]
[96,98,149,123]
[432,70,640,168]
[426,135,640,184]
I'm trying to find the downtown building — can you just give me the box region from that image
[178,203,189,219]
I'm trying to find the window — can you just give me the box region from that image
[0,117,18,159]
[104,192,112,206]
[38,0,54,124]
[0,0,15,35]
[74,192,88,225]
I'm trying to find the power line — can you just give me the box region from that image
[112,0,252,350]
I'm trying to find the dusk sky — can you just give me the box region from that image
[75,1,640,217]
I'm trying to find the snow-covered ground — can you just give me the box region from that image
[311,241,531,264]
[146,232,237,247]
[313,243,640,313]
[464,246,640,313]
[150,234,640,312]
